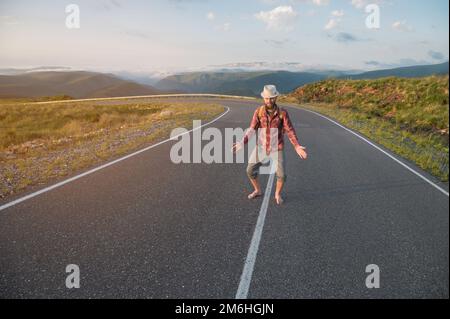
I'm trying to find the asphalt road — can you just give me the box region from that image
[0,97,448,298]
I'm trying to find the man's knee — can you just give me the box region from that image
[247,164,258,179]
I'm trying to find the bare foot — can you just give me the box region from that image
[248,190,262,199]
[275,195,284,205]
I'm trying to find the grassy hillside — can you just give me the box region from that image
[284,75,449,181]
[0,71,164,99]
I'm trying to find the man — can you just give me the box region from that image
[231,84,307,205]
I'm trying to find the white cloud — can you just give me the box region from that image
[255,6,298,31]
[331,10,344,17]
[351,0,366,9]
[324,18,339,30]
[312,0,330,6]
[206,12,215,21]
[392,20,413,32]
[324,10,344,30]
[222,22,231,31]
[214,22,231,32]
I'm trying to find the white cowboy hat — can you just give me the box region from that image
[261,84,279,98]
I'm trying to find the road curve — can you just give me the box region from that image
[0,97,448,298]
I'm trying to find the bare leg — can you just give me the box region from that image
[248,177,262,199]
[249,177,261,193]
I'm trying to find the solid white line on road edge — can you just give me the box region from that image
[0,106,231,212]
[298,107,449,197]
[236,172,275,299]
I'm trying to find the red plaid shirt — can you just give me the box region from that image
[241,104,300,154]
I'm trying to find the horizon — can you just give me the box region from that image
[0,60,448,79]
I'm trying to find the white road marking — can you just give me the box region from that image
[236,172,275,299]
[235,102,448,299]
[0,106,231,212]
[295,106,449,197]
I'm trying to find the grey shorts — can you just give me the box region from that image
[246,147,287,182]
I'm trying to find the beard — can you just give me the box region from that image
[265,103,275,110]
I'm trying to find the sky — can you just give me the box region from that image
[0,0,448,74]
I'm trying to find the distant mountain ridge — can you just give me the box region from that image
[0,71,164,99]
[339,62,449,80]
[154,71,326,96]
[0,62,447,99]
[153,62,449,97]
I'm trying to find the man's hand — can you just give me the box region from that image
[231,142,243,154]
[295,145,308,159]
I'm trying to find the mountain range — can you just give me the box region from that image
[0,62,447,99]
[153,62,449,97]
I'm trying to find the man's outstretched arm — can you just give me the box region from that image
[283,110,308,159]
[231,109,260,153]
[241,109,260,145]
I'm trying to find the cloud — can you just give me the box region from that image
[331,10,344,17]
[222,22,231,31]
[312,0,330,6]
[365,60,381,66]
[336,32,358,42]
[428,50,445,61]
[392,20,413,32]
[110,0,121,8]
[255,6,298,31]
[324,10,344,30]
[264,38,291,48]
[214,22,231,32]
[329,32,362,43]
[206,12,215,21]
[324,18,339,30]
[364,59,438,69]
[124,30,152,39]
[351,0,366,9]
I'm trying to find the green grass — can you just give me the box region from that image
[0,102,161,149]
[281,75,449,181]
[0,99,225,198]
